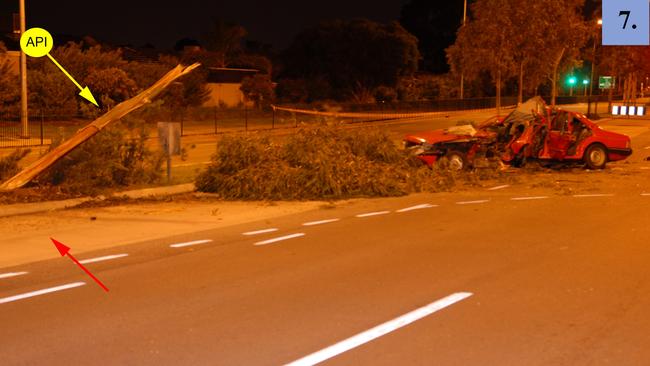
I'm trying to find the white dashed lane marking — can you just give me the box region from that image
[511,196,549,201]
[79,254,129,265]
[303,219,340,227]
[396,204,438,213]
[456,200,490,205]
[283,292,474,366]
[243,228,280,236]
[0,282,86,305]
[488,185,510,191]
[0,272,28,280]
[355,211,391,218]
[169,239,213,248]
[642,193,650,196]
[255,233,306,246]
[573,194,615,198]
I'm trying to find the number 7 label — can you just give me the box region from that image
[602,0,649,45]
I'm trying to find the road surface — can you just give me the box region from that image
[2,186,650,365]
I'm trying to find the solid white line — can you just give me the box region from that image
[242,228,279,236]
[488,185,510,191]
[303,219,340,227]
[78,254,129,265]
[0,282,86,305]
[355,211,391,218]
[255,233,305,246]
[510,196,548,201]
[396,204,438,213]
[284,292,473,366]
[169,239,213,248]
[456,200,490,205]
[573,194,614,198]
[641,193,650,196]
[0,272,28,280]
[641,167,650,170]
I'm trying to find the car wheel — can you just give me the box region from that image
[446,151,467,171]
[584,144,607,169]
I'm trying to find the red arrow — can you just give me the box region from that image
[51,238,109,292]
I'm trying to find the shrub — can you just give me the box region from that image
[40,121,164,195]
[0,149,30,182]
[195,127,458,200]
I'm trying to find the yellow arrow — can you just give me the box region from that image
[46,53,99,107]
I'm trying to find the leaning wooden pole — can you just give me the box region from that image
[0,63,200,192]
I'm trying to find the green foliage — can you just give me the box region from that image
[0,42,20,115]
[41,123,164,195]
[0,149,30,182]
[85,67,138,108]
[240,74,275,108]
[195,127,455,200]
[202,19,247,67]
[282,19,420,100]
[446,0,588,102]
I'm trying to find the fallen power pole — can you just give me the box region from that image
[0,63,200,192]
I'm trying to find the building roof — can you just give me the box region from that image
[206,67,259,84]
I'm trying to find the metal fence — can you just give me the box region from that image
[0,95,639,148]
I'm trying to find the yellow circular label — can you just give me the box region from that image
[20,28,54,57]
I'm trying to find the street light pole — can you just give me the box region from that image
[19,0,29,139]
[459,0,467,99]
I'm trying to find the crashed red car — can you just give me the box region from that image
[404,97,632,170]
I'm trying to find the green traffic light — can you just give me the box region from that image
[568,77,577,85]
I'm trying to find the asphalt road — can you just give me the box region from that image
[2,186,650,365]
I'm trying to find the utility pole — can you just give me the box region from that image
[459,0,467,99]
[19,0,29,139]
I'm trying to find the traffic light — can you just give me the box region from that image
[582,79,589,85]
[568,76,577,85]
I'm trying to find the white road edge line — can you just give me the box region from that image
[456,200,490,205]
[488,185,510,191]
[283,292,474,366]
[243,228,279,236]
[0,272,28,280]
[303,219,340,227]
[573,194,615,198]
[396,204,438,213]
[510,196,548,201]
[255,233,306,246]
[355,211,391,218]
[169,239,213,248]
[0,282,86,305]
[79,254,129,265]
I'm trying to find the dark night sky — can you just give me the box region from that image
[1,0,412,50]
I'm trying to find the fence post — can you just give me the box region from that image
[40,110,44,145]
[180,110,184,137]
[245,107,248,132]
[214,107,218,134]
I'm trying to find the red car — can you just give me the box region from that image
[404,97,632,170]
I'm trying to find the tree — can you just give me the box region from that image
[203,19,247,67]
[447,0,588,107]
[84,67,138,110]
[240,74,275,108]
[282,19,420,101]
[0,42,20,116]
[400,0,465,74]
[447,0,516,112]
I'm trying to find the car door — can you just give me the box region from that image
[544,111,574,160]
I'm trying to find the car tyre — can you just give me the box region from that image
[584,144,607,170]
[446,150,468,171]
